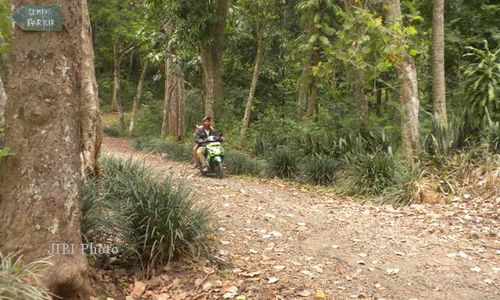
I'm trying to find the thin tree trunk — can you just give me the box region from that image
[297,50,313,118]
[129,60,149,137]
[177,69,185,141]
[0,76,5,124]
[354,68,369,136]
[240,23,265,142]
[199,0,228,122]
[0,1,92,298]
[386,0,421,163]
[432,0,447,127]
[80,0,102,177]
[111,41,134,128]
[376,85,382,116]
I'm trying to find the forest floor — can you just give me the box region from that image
[97,136,499,300]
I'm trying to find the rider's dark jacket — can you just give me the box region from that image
[194,127,220,145]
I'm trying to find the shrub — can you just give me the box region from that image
[83,156,214,277]
[381,164,423,206]
[0,252,52,300]
[266,147,299,179]
[300,154,341,185]
[103,123,126,137]
[345,151,397,196]
[224,151,264,176]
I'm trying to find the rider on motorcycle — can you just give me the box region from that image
[194,116,225,172]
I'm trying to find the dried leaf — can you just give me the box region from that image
[130,281,146,297]
[268,276,279,284]
[386,268,400,275]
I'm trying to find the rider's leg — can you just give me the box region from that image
[197,146,208,171]
[192,144,199,166]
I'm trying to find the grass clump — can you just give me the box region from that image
[133,138,192,162]
[225,151,264,176]
[266,147,299,179]
[345,151,397,196]
[300,154,340,186]
[380,164,424,206]
[82,156,214,277]
[103,123,126,137]
[0,252,52,300]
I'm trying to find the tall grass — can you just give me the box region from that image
[0,252,52,300]
[82,156,214,277]
[300,154,341,185]
[266,147,299,179]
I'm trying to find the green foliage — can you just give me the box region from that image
[381,164,423,206]
[83,156,214,277]
[0,252,52,300]
[135,138,192,162]
[133,104,164,137]
[103,123,127,137]
[300,154,340,186]
[0,123,13,162]
[345,151,398,196]
[266,147,299,179]
[224,151,264,176]
[462,41,500,122]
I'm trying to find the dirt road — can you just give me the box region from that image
[102,137,499,300]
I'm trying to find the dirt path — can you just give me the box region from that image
[102,137,499,300]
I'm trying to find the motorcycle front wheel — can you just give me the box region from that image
[215,162,224,179]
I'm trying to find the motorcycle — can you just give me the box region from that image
[197,135,225,179]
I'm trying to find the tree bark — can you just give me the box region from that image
[239,22,265,142]
[129,59,148,137]
[0,0,92,298]
[354,68,369,136]
[167,68,185,140]
[432,0,447,127]
[81,0,102,177]
[199,0,228,122]
[344,0,369,136]
[297,50,313,118]
[0,76,5,124]
[111,41,134,128]
[386,0,421,163]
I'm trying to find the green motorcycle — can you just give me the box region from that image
[198,135,225,179]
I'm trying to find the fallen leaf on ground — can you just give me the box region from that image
[386,268,400,275]
[130,281,146,297]
[268,276,279,284]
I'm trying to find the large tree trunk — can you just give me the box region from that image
[239,23,265,142]
[81,0,102,177]
[0,0,92,298]
[0,76,5,124]
[386,0,421,163]
[199,0,228,122]
[161,56,176,138]
[432,0,447,127]
[129,59,149,137]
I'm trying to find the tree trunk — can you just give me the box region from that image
[81,0,102,177]
[239,23,265,142]
[168,70,184,140]
[376,84,382,116]
[176,69,185,141]
[297,50,313,118]
[432,0,447,127]
[0,0,92,298]
[344,0,369,136]
[386,0,421,163]
[161,56,178,138]
[0,76,5,124]
[354,68,369,136]
[111,41,134,128]
[199,0,228,122]
[129,59,149,137]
